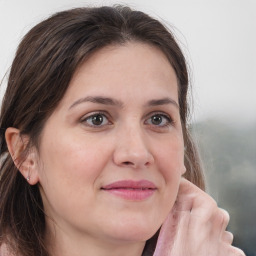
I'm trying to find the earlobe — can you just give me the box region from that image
[5,127,39,185]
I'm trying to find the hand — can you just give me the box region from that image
[153,178,246,256]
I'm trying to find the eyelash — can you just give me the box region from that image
[145,112,173,128]
[81,111,112,128]
[80,111,173,129]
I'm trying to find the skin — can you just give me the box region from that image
[153,179,246,256]
[7,42,186,256]
[5,42,245,256]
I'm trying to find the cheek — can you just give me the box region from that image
[155,137,184,210]
[40,132,110,182]
[157,135,184,178]
[37,133,112,218]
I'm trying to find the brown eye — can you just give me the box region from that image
[91,114,104,125]
[145,113,172,128]
[151,115,163,125]
[82,113,110,127]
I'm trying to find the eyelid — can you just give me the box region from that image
[79,110,175,129]
[144,111,174,127]
[80,111,113,127]
[145,111,173,120]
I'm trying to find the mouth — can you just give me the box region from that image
[101,180,157,201]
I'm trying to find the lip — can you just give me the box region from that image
[101,180,157,201]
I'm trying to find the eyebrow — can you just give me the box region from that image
[69,96,179,110]
[146,98,179,109]
[69,96,123,109]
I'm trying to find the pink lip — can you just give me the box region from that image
[101,180,157,201]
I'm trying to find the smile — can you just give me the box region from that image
[101,180,157,201]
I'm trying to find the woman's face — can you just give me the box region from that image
[35,42,185,245]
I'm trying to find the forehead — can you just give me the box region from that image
[75,42,176,79]
[61,42,178,107]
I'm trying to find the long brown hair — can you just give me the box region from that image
[0,6,204,256]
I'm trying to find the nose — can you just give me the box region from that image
[113,126,154,169]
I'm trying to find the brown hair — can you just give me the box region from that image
[0,6,204,256]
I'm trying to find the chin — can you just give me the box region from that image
[108,221,160,243]
[94,207,166,244]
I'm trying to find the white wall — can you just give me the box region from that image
[1,0,255,124]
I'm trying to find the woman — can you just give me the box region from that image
[0,6,245,256]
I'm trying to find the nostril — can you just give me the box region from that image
[123,161,132,165]
[114,150,154,168]
[145,161,150,166]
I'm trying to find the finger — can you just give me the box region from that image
[176,178,217,215]
[188,197,231,242]
[212,208,230,237]
[228,246,246,256]
[221,231,234,244]
[176,178,218,226]
[176,179,233,243]
[176,177,205,198]
[219,208,230,231]
[217,244,246,256]
[173,179,194,212]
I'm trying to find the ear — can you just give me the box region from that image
[5,127,39,185]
